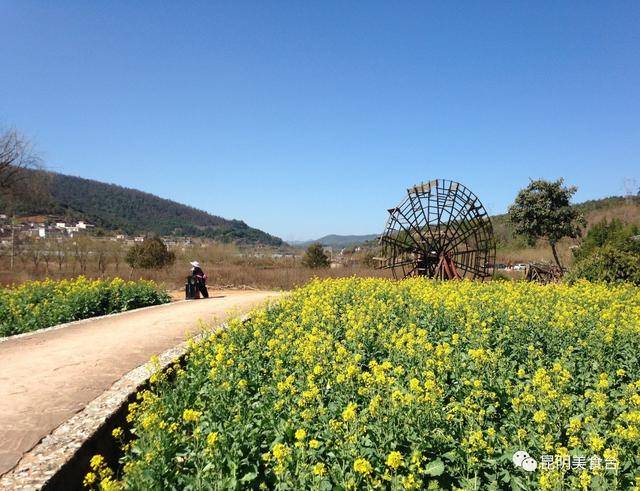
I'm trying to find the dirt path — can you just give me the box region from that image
[0,290,281,476]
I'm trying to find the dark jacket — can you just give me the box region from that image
[191,266,206,283]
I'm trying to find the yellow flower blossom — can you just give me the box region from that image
[83,472,97,487]
[385,451,403,470]
[533,410,547,424]
[207,431,219,447]
[353,457,373,475]
[182,409,201,423]
[342,402,357,422]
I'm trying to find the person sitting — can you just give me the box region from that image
[189,260,209,298]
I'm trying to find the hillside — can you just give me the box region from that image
[492,195,640,249]
[491,195,640,265]
[9,170,283,246]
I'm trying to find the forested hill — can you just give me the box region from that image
[14,170,284,246]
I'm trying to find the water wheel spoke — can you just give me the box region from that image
[378,179,495,281]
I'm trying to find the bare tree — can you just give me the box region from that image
[95,239,111,276]
[108,240,124,272]
[0,129,42,193]
[17,237,30,269]
[29,238,44,272]
[41,238,54,274]
[72,236,91,274]
[53,237,68,271]
[0,129,47,270]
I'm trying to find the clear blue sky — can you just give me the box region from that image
[2,1,639,241]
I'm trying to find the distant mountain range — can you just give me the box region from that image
[8,170,283,246]
[293,234,379,248]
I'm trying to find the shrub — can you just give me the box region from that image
[362,251,378,268]
[574,218,640,260]
[301,243,330,269]
[567,245,640,285]
[568,218,640,285]
[126,237,176,272]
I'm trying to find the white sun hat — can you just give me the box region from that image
[190,261,201,268]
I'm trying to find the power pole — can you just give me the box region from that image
[10,216,15,270]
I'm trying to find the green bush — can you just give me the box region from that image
[567,218,640,285]
[301,243,330,269]
[126,236,176,271]
[574,218,640,260]
[567,245,640,285]
[0,277,171,337]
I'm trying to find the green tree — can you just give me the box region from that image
[508,179,585,268]
[126,237,176,277]
[301,243,330,269]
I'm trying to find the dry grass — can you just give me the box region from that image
[585,202,640,226]
[0,249,390,292]
[497,239,576,266]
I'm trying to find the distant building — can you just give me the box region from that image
[76,221,94,230]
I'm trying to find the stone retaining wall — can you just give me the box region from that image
[0,318,234,490]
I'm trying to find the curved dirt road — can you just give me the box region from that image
[0,290,281,476]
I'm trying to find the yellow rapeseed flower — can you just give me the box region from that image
[385,451,403,470]
[182,409,202,423]
[207,431,219,447]
[353,457,373,475]
[83,471,97,486]
[342,402,357,422]
[533,410,547,424]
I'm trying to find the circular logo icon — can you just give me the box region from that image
[512,450,529,467]
[521,457,538,472]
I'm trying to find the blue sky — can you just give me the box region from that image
[1,1,639,241]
